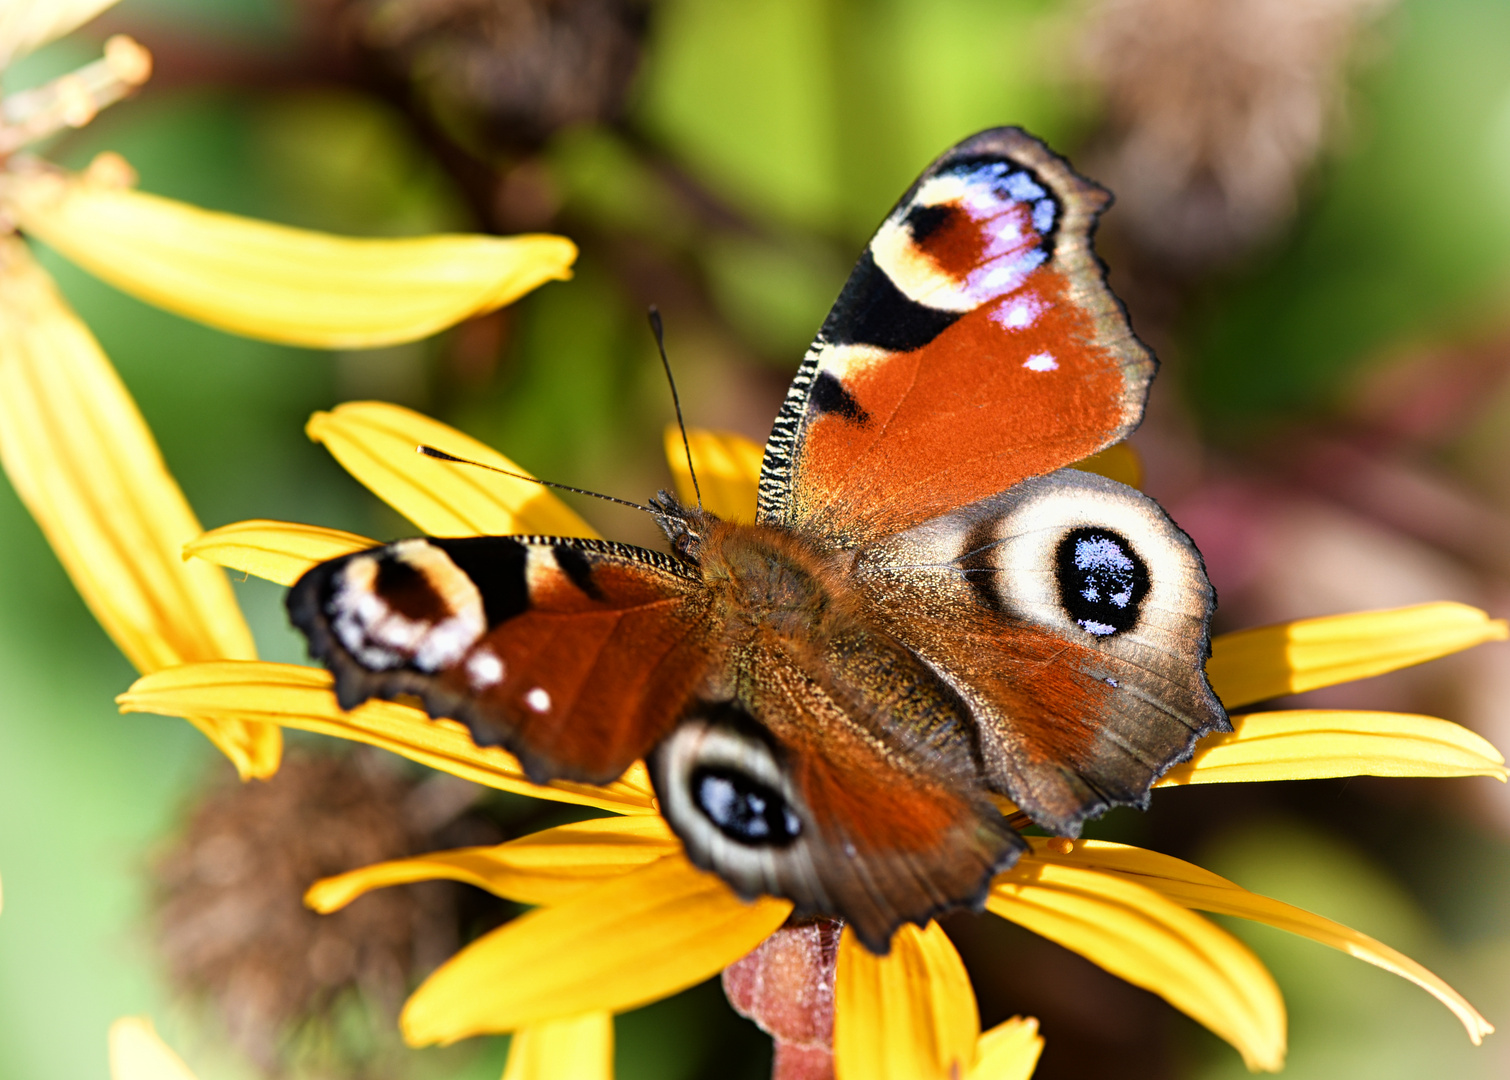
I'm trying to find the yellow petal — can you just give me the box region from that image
[970,1017,1044,1080]
[185,519,376,586]
[834,922,980,1080]
[1,168,576,348]
[502,1012,613,1080]
[664,426,764,523]
[308,402,595,537]
[117,661,657,814]
[1027,838,1494,1045]
[0,0,118,67]
[400,854,791,1043]
[1069,442,1143,490]
[987,860,1285,1072]
[307,816,680,912]
[108,1017,197,1080]
[1208,603,1508,708]
[1160,710,1507,787]
[0,237,277,779]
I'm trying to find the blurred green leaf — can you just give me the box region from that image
[460,257,638,482]
[249,91,472,237]
[700,232,847,358]
[550,126,690,240]
[638,0,1088,237]
[639,0,844,229]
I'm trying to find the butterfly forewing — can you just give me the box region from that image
[288,534,713,783]
[759,127,1154,547]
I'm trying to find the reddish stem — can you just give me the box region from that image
[722,919,842,1080]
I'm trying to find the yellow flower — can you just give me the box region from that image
[109,1018,197,1080]
[120,403,1507,1078]
[0,3,576,777]
[106,1012,615,1080]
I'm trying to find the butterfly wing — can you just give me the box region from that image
[288,535,713,784]
[759,126,1153,546]
[855,468,1229,835]
[651,635,1024,953]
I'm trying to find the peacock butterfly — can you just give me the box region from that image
[288,128,1229,953]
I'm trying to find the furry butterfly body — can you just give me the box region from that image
[289,128,1229,952]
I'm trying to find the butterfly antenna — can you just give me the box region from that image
[416,445,659,516]
[648,305,702,510]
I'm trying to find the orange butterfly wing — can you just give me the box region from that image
[759,127,1153,546]
[289,535,714,784]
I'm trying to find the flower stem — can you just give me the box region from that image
[723,919,842,1080]
[0,36,151,155]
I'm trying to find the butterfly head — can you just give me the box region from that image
[649,489,717,565]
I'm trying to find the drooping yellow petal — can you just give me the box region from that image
[970,1017,1044,1080]
[1026,838,1494,1045]
[0,237,277,778]
[108,1017,197,1080]
[1160,710,1507,787]
[117,661,656,814]
[307,816,679,912]
[400,854,791,1043]
[987,861,1285,1072]
[0,167,576,348]
[0,0,119,67]
[502,1012,613,1080]
[834,922,980,1080]
[664,426,764,523]
[1069,442,1143,490]
[1208,603,1508,708]
[185,519,376,586]
[308,402,595,537]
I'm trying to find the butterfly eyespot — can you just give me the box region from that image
[1055,527,1149,636]
[904,202,955,243]
[691,765,802,846]
[325,543,487,672]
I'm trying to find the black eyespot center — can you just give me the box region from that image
[692,766,801,847]
[1055,526,1149,637]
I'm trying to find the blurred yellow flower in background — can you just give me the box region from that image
[112,403,1505,1079]
[109,1018,197,1080]
[0,0,575,779]
[106,1009,1037,1080]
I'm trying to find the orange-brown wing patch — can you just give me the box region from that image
[290,536,714,785]
[457,570,711,781]
[651,654,1024,953]
[793,273,1129,541]
[759,127,1153,546]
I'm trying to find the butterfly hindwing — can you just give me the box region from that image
[760,126,1154,546]
[855,468,1229,834]
[651,648,1025,953]
[288,534,713,784]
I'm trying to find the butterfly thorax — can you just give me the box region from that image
[686,515,983,780]
[697,519,851,635]
[652,489,857,642]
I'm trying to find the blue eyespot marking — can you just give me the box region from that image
[1056,527,1149,637]
[693,766,802,846]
